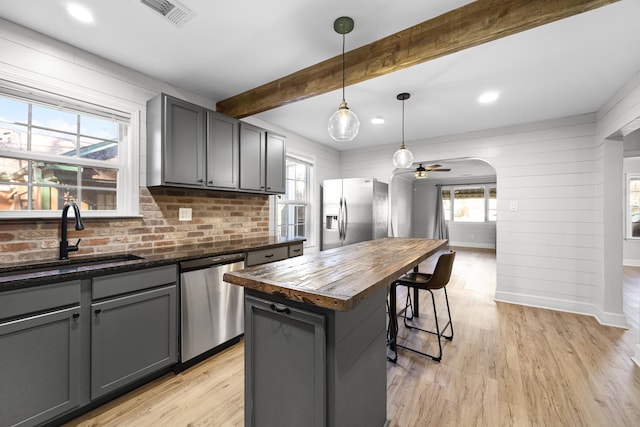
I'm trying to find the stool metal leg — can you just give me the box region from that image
[396,286,453,362]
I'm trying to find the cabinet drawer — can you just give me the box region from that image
[289,243,303,258]
[0,280,80,321]
[92,265,177,300]
[246,246,288,266]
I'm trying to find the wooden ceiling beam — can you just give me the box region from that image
[216,0,618,118]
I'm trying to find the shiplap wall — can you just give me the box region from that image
[340,112,631,327]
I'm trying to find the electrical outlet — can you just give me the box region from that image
[178,207,192,221]
[509,201,519,212]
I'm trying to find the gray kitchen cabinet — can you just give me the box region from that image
[239,122,285,194]
[244,293,326,427]
[0,281,81,427]
[245,243,303,267]
[91,266,178,400]
[147,94,206,187]
[207,110,239,189]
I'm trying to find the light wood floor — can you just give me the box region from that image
[66,247,640,426]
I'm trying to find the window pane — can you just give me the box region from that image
[0,96,28,123]
[441,189,451,221]
[80,115,118,140]
[295,163,306,181]
[0,123,28,151]
[453,188,485,222]
[79,136,119,162]
[488,187,497,221]
[32,104,77,133]
[84,188,117,210]
[630,178,640,237]
[31,128,77,155]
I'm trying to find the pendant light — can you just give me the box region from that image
[392,92,414,168]
[328,16,360,142]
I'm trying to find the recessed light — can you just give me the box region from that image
[67,3,94,23]
[371,117,385,125]
[478,91,499,104]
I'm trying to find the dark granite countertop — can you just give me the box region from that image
[0,236,305,293]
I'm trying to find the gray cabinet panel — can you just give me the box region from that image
[245,294,325,427]
[239,122,264,192]
[207,111,239,189]
[92,265,177,300]
[265,133,285,193]
[91,285,177,400]
[0,280,79,321]
[245,246,288,267]
[0,306,81,427]
[163,96,205,186]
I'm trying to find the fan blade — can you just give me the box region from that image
[430,168,451,172]
[424,164,441,169]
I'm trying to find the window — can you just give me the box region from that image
[275,155,313,242]
[0,82,135,217]
[628,175,640,238]
[441,184,497,222]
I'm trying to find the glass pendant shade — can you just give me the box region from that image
[393,143,414,168]
[328,101,360,141]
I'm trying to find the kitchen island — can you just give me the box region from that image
[223,237,447,427]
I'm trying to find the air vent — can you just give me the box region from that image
[140,0,195,27]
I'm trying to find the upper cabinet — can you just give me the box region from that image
[147,94,283,194]
[207,111,239,190]
[239,123,285,194]
[147,95,206,187]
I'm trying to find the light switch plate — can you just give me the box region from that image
[509,201,519,212]
[178,207,192,221]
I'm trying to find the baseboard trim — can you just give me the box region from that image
[495,291,628,329]
[447,241,495,249]
[623,258,640,267]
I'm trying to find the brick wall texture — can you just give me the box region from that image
[0,187,270,264]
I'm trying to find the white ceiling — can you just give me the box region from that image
[1,0,639,158]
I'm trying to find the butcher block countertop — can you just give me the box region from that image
[223,237,448,311]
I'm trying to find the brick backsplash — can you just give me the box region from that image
[0,187,270,264]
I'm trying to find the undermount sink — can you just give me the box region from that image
[0,254,145,278]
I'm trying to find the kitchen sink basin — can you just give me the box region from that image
[0,254,145,277]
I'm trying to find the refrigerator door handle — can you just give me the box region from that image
[338,197,344,240]
[343,197,348,240]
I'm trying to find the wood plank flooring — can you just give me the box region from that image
[65,247,640,427]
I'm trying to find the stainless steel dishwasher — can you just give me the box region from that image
[179,253,245,365]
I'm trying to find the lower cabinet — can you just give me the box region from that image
[0,265,178,427]
[244,293,326,427]
[0,306,81,427]
[91,284,177,399]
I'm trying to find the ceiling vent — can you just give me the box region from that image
[140,0,195,27]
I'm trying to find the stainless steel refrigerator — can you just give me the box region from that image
[322,178,388,250]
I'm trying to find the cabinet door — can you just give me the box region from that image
[207,111,239,189]
[265,133,286,194]
[0,307,81,427]
[163,96,205,186]
[245,294,326,427]
[239,122,265,191]
[91,285,177,400]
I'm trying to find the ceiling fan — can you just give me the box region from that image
[398,163,452,179]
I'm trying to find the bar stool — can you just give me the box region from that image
[389,250,455,362]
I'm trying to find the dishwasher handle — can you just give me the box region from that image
[179,253,245,272]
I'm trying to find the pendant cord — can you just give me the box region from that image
[402,99,405,145]
[341,34,346,103]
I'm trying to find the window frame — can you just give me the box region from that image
[0,79,139,219]
[273,153,314,247]
[441,183,497,223]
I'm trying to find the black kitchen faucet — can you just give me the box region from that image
[59,201,84,260]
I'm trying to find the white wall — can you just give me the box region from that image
[389,175,413,237]
[340,112,628,326]
[0,18,339,255]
